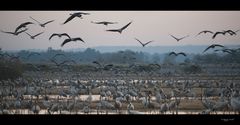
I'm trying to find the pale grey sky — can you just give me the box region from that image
[0,11,240,51]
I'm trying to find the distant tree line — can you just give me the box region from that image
[5,47,240,65]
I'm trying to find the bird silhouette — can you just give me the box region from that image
[170,34,189,41]
[15,22,34,33]
[3,53,20,61]
[61,37,85,47]
[148,63,161,69]
[91,21,118,26]
[135,38,153,47]
[50,59,76,67]
[169,52,187,56]
[51,53,66,59]
[63,12,90,24]
[27,52,41,59]
[1,28,28,36]
[196,30,214,36]
[92,61,102,67]
[224,30,237,36]
[214,48,236,54]
[212,31,226,39]
[106,21,132,34]
[49,33,71,40]
[27,63,41,71]
[203,44,224,53]
[30,16,54,27]
[24,32,44,39]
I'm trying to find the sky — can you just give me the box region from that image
[0,11,240,51]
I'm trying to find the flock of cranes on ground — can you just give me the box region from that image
[1,11,240,58]
[1,69,240,115]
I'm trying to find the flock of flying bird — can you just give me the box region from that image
[1,11,240,58]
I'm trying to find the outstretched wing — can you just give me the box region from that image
[1,30,15,35]
[144,41,153,46]
[106,29,119,32]
[107,22,118,24]
[214,44,224,48]
[75,12,90,15]
[52,53,66,59]
[170,34,179,41]
[61,39,71,47]
[72,37,85,43]
[212,32,225,39]
[92,61,101,67]
[16,28,29,35]
[15,22,34,33]
[179,35,189,40]
[197,30,213,36]
[135,38,144,46]
[33,32,44,38]
[24,32,32,37]
[49,33,70,40]
[149,63,161,69]
[178,52,187,56]
[203,45,213,53]
[49,33,59,40]
[30,16,41,24]
[60,33,71,39]
[50,59,59,66]
[42,20,54,26]
[205,30,214,34]
[203,44,224,53]
[63,15,76,24]
[121,21,132,31]
[27,52,40,59]
[169,52,177,56]
[91,21,101,24]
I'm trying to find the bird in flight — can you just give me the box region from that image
[63,12,90,25]
[24,32,44,39]
[148,63,161,69]
[203,44,224,53]
[61,37,85,47]
[49,33,71,40]
[27,63,41,71]
[1,28,28,36]
[168,52,187,57]
[92,61,113,70]
[196,30,214,37]
[91,21,118,26]
[223,30,237,36]
[15,22,34,33]
[106,21,132,34]
[27,52,41,59]
[50,59,76,67]
[92,61,102,67]
[51,53,66,59]
[170,34,189,41]
[30,16,54,27]
[3,53,20,61]
[214,48,236,55]
[135,38,153,47]
[212,31,226,39]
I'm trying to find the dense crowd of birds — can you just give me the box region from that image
[0,70,240,115]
